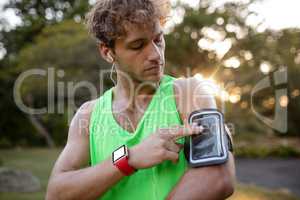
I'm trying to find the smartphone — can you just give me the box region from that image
[184,109,229,167]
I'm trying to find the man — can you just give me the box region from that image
[46,0,235,199]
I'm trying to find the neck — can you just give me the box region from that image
[112,73,162,108]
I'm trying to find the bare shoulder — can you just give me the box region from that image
[50,99,98,175]
[68,99,98,142]
[173,76,217,124]
[71,99,97,126]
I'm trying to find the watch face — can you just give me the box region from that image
[113,146,126,162]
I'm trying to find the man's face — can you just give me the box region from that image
[113,20,165,83]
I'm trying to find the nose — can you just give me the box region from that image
[147,40,162,63]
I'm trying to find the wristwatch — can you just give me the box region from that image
[112,145,137,176]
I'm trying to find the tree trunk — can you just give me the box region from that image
[25,94,55,148]
[27,114,55,148]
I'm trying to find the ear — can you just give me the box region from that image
[98,42,114,63]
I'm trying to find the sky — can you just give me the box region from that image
[1,0,300,30]
[178,0,300,30]
[246,0,300,30]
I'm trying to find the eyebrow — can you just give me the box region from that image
[126,31,164,46]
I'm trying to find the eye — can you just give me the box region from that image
[130,41,144,50]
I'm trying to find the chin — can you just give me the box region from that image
[143,68,164,81]
[143,72,163,83]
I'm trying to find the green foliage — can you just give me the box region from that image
[17,20,106,95]
[165,1,300,136]
[0,138,12,149]
[0,17,114,147]
[0,3,92,149]
[42,113,69,146]
[0,0,299,147]
[1,0,90,58]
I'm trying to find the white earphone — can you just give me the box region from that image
[108,52,114,63]
[108,51,117,85]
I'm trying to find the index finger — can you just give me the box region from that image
[167,124,204,140]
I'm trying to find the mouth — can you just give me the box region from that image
[144,66,161,75]
[144,64,162,72]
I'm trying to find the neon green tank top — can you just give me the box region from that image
[89,74,187,200]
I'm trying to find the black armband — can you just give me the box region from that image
[184,109,231,167]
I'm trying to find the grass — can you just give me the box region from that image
[0,148,299,200]
[229,184,299,200]
[0,148,61,200]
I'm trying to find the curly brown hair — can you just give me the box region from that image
[85,0,171,48]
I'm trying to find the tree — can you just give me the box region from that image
[14,20,110,146]
[165,1,300,135]
[0,0,91,147]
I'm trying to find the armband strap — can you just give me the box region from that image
[225,126,234,152]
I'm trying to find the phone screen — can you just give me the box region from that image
[191,115,223,160]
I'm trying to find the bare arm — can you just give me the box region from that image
[167,153,235,200]
[167,77,236,200]
[46,101,126,200]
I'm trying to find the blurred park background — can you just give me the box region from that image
[0,0,299,199]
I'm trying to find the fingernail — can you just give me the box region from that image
[199,125,204,132]
[196,126,203,133]
[192,122,198,127]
